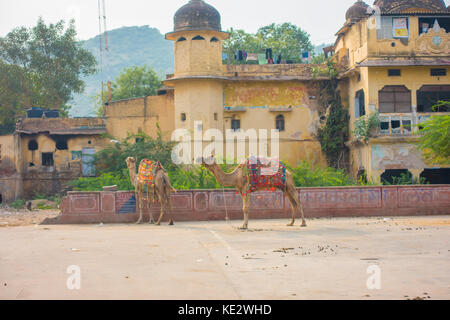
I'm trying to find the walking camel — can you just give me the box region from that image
[200,155,306,230]
[126,157,176,225]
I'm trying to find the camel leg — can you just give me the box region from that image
[286,190,297,227]
[136,185,143,224]
[168,192,174,226]
[241,194,250,230]
[155,194,166,226]
[148,186,155,224]
[299,199,307,227]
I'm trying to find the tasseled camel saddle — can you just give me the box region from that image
[240,156,287,194]
[137,159,165,201]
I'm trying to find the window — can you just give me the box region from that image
[214,113,218,121]
[55,139,68,150]
[181,113,186,122]
[192,35,205,40]
[0,144,2,164]
[210,37,219,42]
[381,169,412,185]
[420,169,450,185]
[419,17,450,35]
[177,37,186,42]
[388,69,401,77]
[431,68,446,77]
[276,115,285,132]
[417,85,450,112]
[42,153,54,167]
[355,90,366,118]
[28,140,38,151]
[378,86,411,113]
[231,119,241,131]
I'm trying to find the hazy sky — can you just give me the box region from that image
[1,0,449,45]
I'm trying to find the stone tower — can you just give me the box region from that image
[165,0,229,140]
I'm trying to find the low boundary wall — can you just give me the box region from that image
[57,185,450,224]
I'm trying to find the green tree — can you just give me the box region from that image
[256,23,313,63]
[0,18,97,133]
[110,65,162,100]
[94,65,162,116]
[417,101,450,165]
[223,23,314,64]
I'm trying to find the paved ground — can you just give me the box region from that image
[0,215,449,300]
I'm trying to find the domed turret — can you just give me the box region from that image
[346,1,369,22]
[373,0,446,13]
[173,0,221,32]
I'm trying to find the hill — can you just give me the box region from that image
[70,26,174,117]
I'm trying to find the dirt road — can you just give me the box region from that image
[0,215,449,300]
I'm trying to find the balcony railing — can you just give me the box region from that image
[378,112,448,137]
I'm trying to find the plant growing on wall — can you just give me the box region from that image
[417,101,450,165]
[353,112,380,143]
[316,60,349,169]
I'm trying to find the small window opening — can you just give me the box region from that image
[192,35,205,40]
[135,137,144,143]
[29,162,35,167]
[210,37,219,42]
[0,193,2,204]
[181,113,186,122]
[420,168,450,185]
[231,119,241,131]
[431,68,446,77]
[56,139,68,150]
[42,153,54,167]
[276,115,285,132]
[88,140,92,145]
[177,37,187,42]
[388,69,401,77]
[28,140,38,151]
[381,169,412,185]
[214,113,218,121]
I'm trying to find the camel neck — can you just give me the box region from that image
[208,164,240,187]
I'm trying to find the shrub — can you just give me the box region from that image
[69,172,133,191]
[10,199,26,209]
[287,161,355,187]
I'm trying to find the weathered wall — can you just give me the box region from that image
[223,81,326,166]
[105,93,175,141]
[58,185,450,224]
[0,135,20,203]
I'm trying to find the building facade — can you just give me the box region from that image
[0,0,449,203]
[335,0,449,183]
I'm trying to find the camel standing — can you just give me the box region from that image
[126,157,176,225]
[201,156,306,230]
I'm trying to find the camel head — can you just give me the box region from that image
[196,155,217,167]
[125,157,137,169]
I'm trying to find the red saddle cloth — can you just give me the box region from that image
[243,157,287,194]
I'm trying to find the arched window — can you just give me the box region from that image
[177,37,187,42]
[378,85,411,113]
[210,37,219,42]
[355,90,366,118]
[192,35,205,40]
[276,115,285,132]
[417,85,450,112]
[28,140,38,151]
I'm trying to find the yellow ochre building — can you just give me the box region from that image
[0,0,449,202]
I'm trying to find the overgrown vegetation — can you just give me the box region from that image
[353,112,380,143]
[382,173,428,186]
[287,162,355,187]
[417,101,450,165]
[0,18,97,133]
[223,23,314,64]
[316,60,349,169]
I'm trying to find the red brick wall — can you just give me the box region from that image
[58,186,450,224]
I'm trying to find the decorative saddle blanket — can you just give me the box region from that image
[137,159,158,185]
[241,157,287,194]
